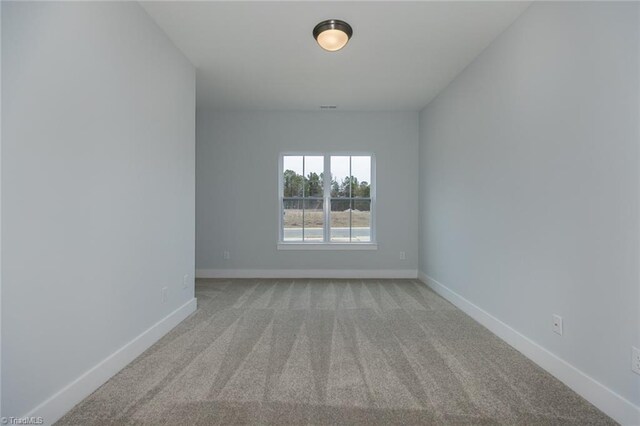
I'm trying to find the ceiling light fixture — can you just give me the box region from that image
[313,19,353,52]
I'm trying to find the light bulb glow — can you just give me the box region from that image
[316,29,349,51]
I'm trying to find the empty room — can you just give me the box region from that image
[1,0,639,424]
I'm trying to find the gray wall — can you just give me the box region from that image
[2,2,195,416]
[196,111,419,272]
[419,1,639,407]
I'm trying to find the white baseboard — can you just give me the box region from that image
[24,298,197,426]
[196,269,418,279]
[417,271,640,426]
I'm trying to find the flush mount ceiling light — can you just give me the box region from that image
[313,19,353,52]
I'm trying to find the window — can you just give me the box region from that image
[279,153,375,248]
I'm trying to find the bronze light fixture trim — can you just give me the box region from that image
[313,19,353,52]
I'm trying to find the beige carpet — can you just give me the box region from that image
[57,279,614,425]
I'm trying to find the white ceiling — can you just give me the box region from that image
[141,1,530,111]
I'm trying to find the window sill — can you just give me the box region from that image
[277,243,378,251]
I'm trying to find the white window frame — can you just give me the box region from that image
[277,152,377,250]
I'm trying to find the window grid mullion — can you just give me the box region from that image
[302,156,305,241]
[324,154,330,243]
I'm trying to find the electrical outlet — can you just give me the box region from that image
[632,347,640,375]
[223,250,230,260]
[552,314,563,336]
[161,287,168,304]
[399,251,406,260]
[183,274,189,289]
